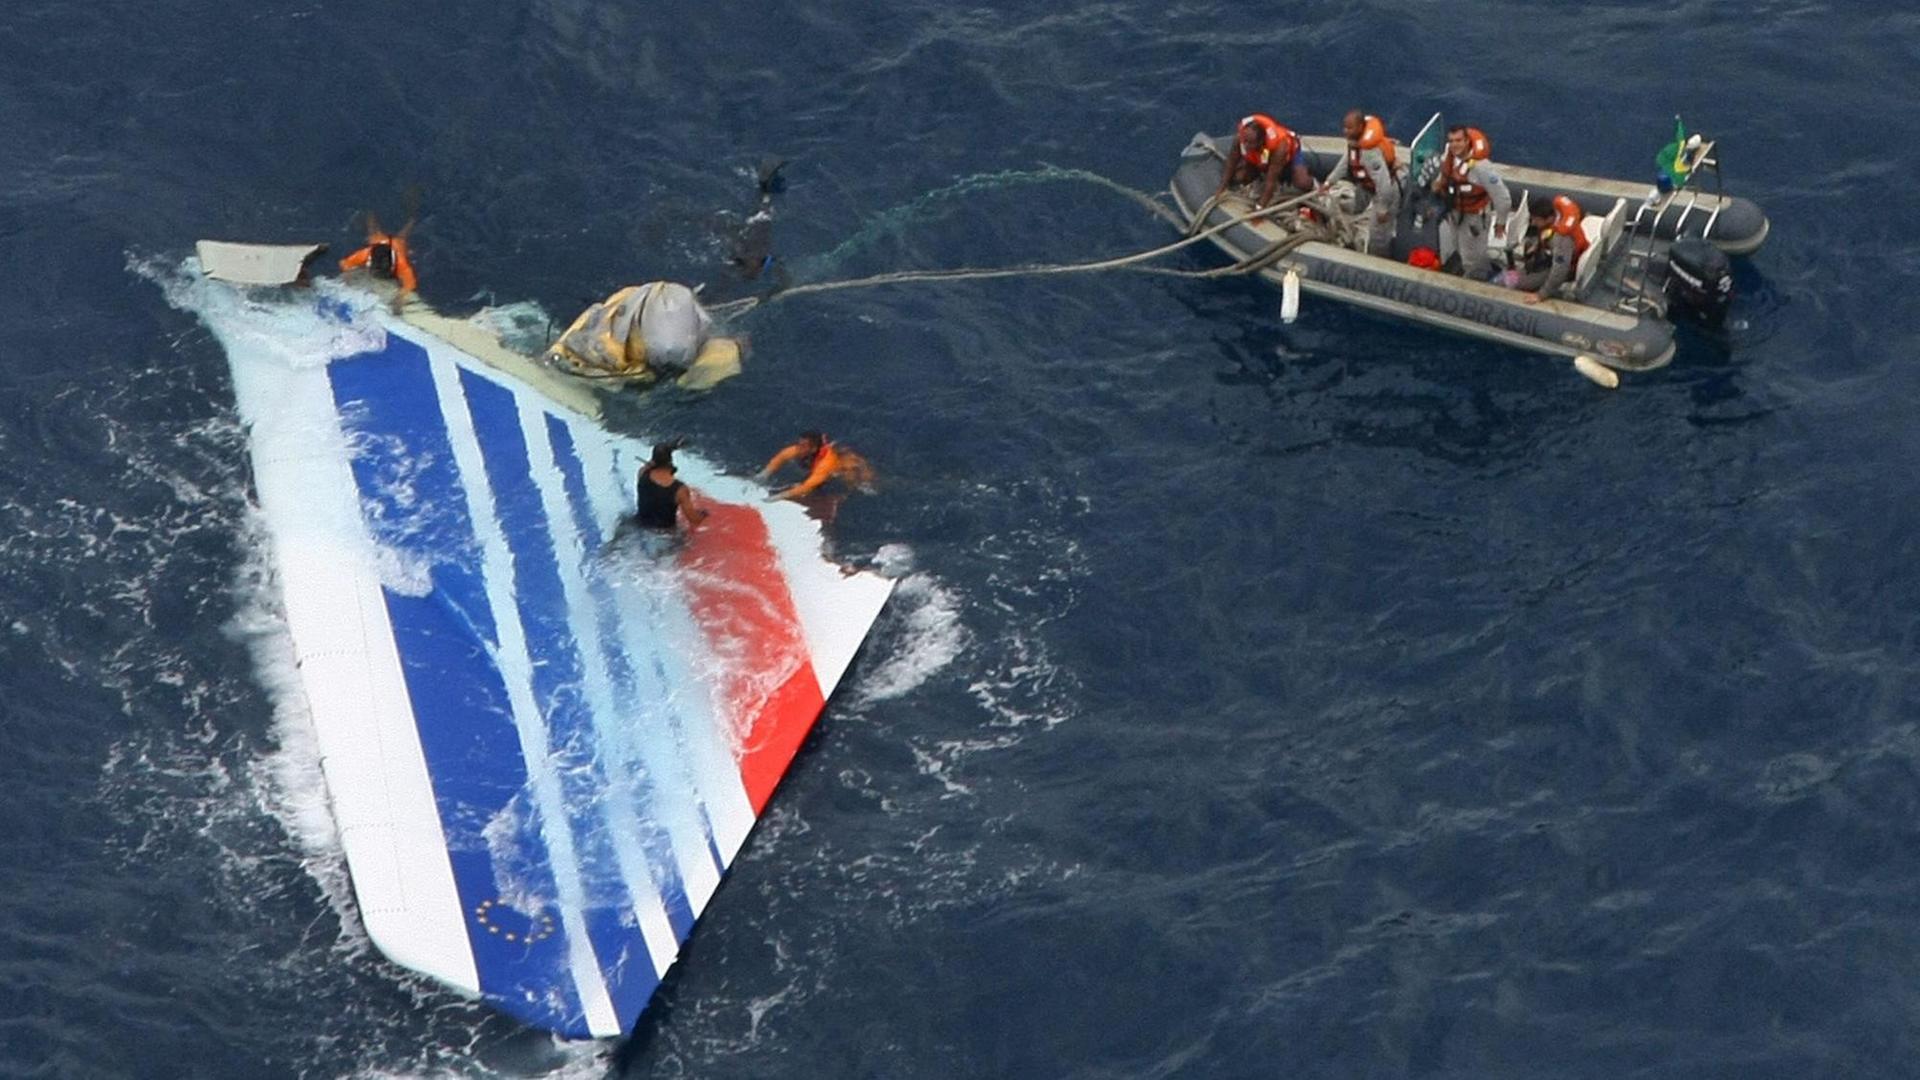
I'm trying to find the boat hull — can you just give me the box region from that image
[1172,135,1685,370]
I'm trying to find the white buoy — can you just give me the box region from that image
[1573,354,1620,389]
[1280,268,1301,324]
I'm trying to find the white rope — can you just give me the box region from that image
[708,185,1334,318]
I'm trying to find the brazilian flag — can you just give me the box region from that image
[1656,116,1690,189]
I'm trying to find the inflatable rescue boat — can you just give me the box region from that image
[1170,116,1770,371]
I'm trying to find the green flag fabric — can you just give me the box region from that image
[1656,117,1689,187]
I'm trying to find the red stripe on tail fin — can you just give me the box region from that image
[677,503,826,813]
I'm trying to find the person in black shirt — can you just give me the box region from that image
[634,441,708,531]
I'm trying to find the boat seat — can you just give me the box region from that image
[1596,197,1627,258]
[1569,198,1627,299]
[1506,190,1530,245]
[1579,216,1603,250]
[1495,191,1529,266]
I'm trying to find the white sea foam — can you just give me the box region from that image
[134,255,374,949]
[853,564,969,704]
[473,300,561,357]
[341,1030,614,1080]
[134,253,389,371]
[224,498,358,917]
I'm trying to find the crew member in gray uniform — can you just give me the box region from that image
[1320,110,1401,257]
[1430,125,1512,280]
[1519,197,1585,303]
[1509,202,1570,297]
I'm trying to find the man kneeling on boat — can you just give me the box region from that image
[1214,113,1314,210]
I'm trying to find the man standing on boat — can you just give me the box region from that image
[1321,110,1401,257]
[1430,125,1512,280]
[1214,114,1314,211]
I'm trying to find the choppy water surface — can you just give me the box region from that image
[3,1,1919,1076]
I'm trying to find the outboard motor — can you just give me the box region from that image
[1664,237,1733,327]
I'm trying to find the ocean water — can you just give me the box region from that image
[4,1,1919,1076]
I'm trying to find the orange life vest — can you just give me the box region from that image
[778,435,870,498]
[1238,114,1299,171]
[1440,127,1493,215]
[1551,194,1591,269]
[1345,115,1398,192]
[339,231,418,293]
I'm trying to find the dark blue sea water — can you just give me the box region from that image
[6,1,1920,1076]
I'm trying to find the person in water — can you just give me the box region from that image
[339,213,419,300]
[1320,110,1401,257]
[728,157,787,281]
[635,441,708,530]
[758,431,874,501]
[1213,113,1314,210]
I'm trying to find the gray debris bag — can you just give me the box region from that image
[545,282,713,379]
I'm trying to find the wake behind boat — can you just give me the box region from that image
[1170,114,1769,372]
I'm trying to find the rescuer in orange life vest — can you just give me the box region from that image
[1428,125,1512,281]
[1514,194,1591,304]
[758,431,875,501]
[1496,200,1559,291]
[338,214,419,302]
[1320,110,1402,257]
[1213,113,1315,211]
